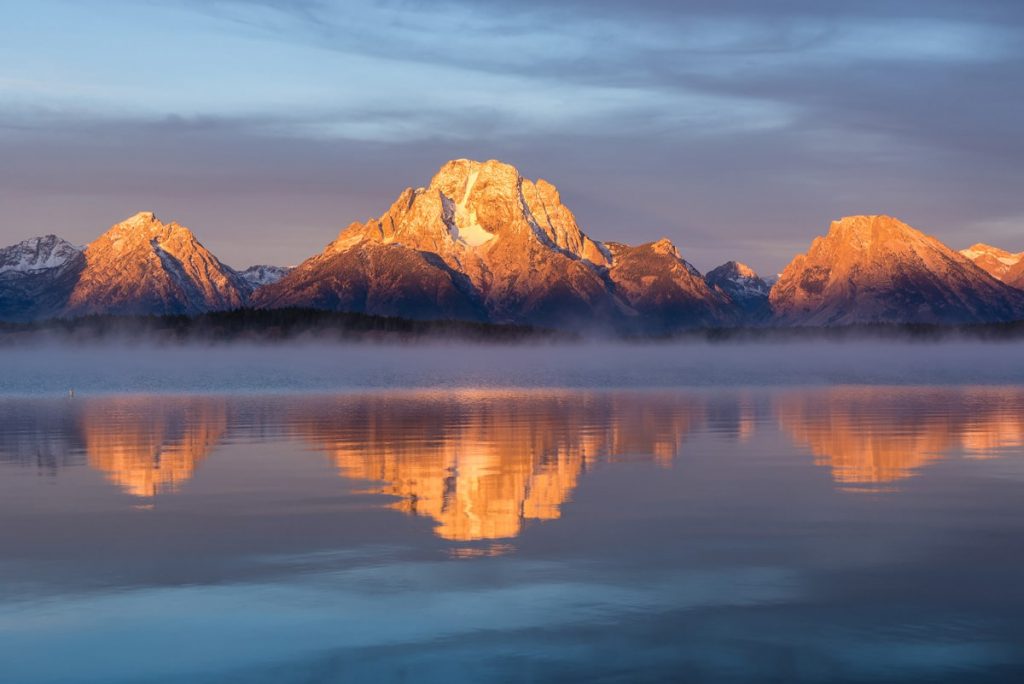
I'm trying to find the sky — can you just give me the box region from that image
[1,0,1023,275]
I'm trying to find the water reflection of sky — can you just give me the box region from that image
[0,388,1023,682]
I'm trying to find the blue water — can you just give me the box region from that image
[0,339,1019,679]
[0,381,1023,682]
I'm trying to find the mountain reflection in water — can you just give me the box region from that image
[0,387,1021,541]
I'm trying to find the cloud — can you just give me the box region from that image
[1,0,1023,273]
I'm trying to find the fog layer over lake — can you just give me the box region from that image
[1,339,1023,395]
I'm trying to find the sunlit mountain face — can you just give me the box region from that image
[0,388,1021,541]
[8,170,1024,332]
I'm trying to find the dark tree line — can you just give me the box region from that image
[0,307,567,344]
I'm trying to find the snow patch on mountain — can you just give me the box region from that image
[446,167,495,247]
[706,261,770,301]
[237,265,291,288]
[960,243,1024,282]
[0,236,82,274]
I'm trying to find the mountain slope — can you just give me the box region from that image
[1005,259,1024,290]
[252,239,487,321]
[64,212,248,317]
[705,261,772,322]
[0,236,85,321]
[255,159,707,329]
[606,240,734,331]
[770,215,1024,325]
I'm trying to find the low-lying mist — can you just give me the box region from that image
[1,338,1023,395]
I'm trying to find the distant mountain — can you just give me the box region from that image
[705,261,771,322]
[606,240,735,331]
[770,215,1024,325]
[253,159,728,331]
[960,243,1023,281]
[236,265,291,289]
[0,236,84,321]
[250,238,489,322]
[64,212,248,317]
[961,243,1024,291]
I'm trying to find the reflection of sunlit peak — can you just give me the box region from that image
[330,439,584,541]
[447,543,515,559]
[778,390,950,486]
[737,405,757,443]
[960,420,1024,458]
[81,398,227,498]
[777,388,1024,488]
[837,484,901,495]
[295,392,701,541]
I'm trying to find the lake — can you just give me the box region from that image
[1,342,1023,682]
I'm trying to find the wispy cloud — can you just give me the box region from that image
[1,0,1023,272]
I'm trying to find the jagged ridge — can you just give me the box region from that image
[253,159,731,331]
[3,166,1024,331]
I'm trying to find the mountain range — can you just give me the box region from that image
[3,159,1023,331]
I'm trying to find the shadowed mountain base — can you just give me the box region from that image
[5,308,1024,344]
[0,308,566,344]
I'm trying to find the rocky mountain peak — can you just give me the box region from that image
[963,242,1012,258]
[360,158,610,264]
[123,210,157,225]
[0,235,86,322]
[237,264,292,289]
[709,260,759,280]
[256,159,735,330]
[429,158,520,193]
[0,235,82,274]
[65,212,247,316]
[960,242,1024,282]
[101,211,194,244]
[650,238,680,258]
[771,215,1024,325]
[825,215,918,250]
[705,260,772,322]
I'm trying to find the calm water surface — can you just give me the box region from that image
[1,385,1023,682]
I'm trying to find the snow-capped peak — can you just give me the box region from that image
[0,235,82,275]
[960,242,1024,281]
[237,264,292,288]
[705,261,770,301]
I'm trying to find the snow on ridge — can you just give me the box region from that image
[238,264,291,287]
[0,236,81,275]
[449,167,496,248]
[961,244,1024,265]
[438,172,496,249]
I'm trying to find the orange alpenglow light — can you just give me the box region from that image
[6,161,1024,330]
[770,215,1024,326]
[82,398,227,498]
[65,211,247,317]
[292,392,703,541]
[65,390,1024,529]
[777,388,1024,487]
